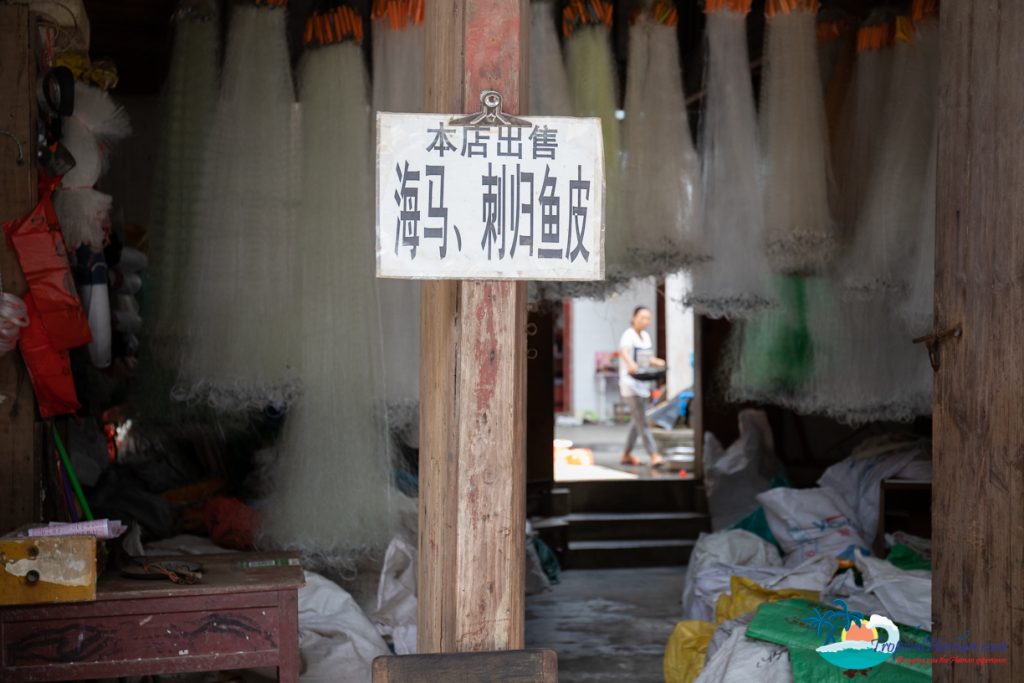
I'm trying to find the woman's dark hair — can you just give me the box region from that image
[632,306,651,318]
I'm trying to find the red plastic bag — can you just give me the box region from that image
[18,292,80,417]
[2,179,91,351]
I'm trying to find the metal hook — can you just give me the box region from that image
[449,90,532,128]
[0,130,25,165]
[912,323,962,371]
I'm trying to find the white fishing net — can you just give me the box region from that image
[528,0,571,116]
[685,7,773,319]
[898,136,936,337]
[564,22,626,297]
[841,15,938,302]
[260,40,397,567]
[760,3,837,275]
[147,3,219,364]
[372,14,424,436]
[621,13,703,279]
[832,19,893,242]
[727,275,931,425]
[175,4,299,412]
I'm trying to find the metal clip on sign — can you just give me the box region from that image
[450,90,532,128]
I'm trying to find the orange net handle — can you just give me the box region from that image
[304,5,364,46]
[370,0,424,30]
[765,0,820,18]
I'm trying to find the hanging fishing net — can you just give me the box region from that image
[760,0,836,275]
[896,2,939,336]
[175,1,299,412]
[685,0,773,319]
[832,16,894,243]
[561,0,626,297]
[841,8,938,301]
[800,276,931,424]
[621,2,703,279]
[54,83,131,249]
[143,0,219,407]
[529,0,572,117]
[148,2,218,355]
[816,10,854,94]
[372,0,425,439]
[259,10,398,567]
[726,276,814,406]
[728,275,931,424]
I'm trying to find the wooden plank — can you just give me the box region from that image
[372,649,557,683]
[933,3,1024,681]
[0,4,39,535]
[418,0,528,655]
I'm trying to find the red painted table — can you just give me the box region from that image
[0,552,304,682]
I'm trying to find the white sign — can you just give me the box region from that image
[376,113,604,281]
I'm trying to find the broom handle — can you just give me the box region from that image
[52,425,94,521]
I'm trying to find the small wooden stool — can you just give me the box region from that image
[372,649,558,683]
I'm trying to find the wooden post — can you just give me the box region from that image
[0,4,40,533]
[933,3,1024,680]
[418,0,528,654]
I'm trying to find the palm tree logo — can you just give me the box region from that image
[803,599,866,644]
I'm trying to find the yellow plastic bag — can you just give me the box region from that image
[663,620,716,683]
[714,575,819,623]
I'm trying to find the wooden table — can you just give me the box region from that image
[0,552,304,682]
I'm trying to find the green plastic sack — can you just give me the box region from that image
[887,543,931,571]
[746,598,932,682]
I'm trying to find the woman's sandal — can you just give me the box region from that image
[620,453,641,466]
[650,454,665,468]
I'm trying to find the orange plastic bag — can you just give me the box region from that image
[19,292,80,417]
[3,177,91,351]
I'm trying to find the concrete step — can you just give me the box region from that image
[567,511,710,542]
[565,479,699,513]
[565,539,696,569]
[549,487,572,517]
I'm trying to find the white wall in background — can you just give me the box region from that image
[666,272,695,396]
[571,278,657,419]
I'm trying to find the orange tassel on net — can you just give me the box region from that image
[371,0,424,30]
[765,0,819,18]
[912,0,939,23]
[563,0,613,38]
[704,0,752,14]
[857,22,895,52]
[304,5,363,47]
[652,0,678,27]
[817,17,853,43]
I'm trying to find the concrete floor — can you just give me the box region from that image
[526,567,684,683]
[555,422,687,481]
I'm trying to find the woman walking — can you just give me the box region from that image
[618,306,665,467]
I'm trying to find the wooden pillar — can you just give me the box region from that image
[0,4,39,533]
[933,3,1024,680]
[418,0,528,654]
